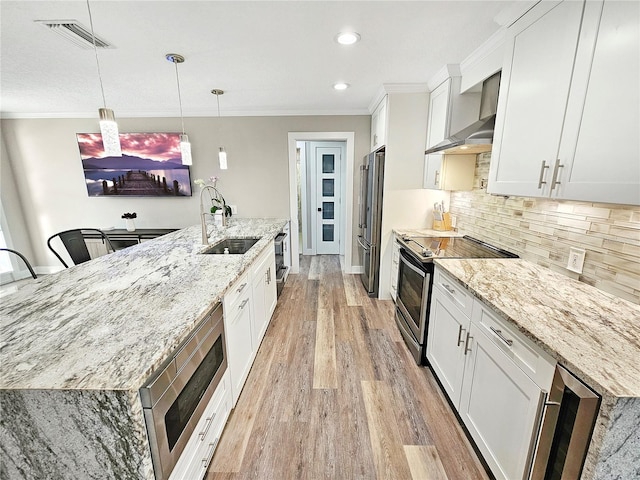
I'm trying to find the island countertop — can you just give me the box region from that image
[0,218,288,392]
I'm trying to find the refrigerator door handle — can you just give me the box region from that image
[358,165,368,228]
[357,235,370,251]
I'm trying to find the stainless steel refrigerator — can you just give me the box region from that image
[357,148,385,297]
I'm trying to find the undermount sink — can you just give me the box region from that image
[202,237,261,255]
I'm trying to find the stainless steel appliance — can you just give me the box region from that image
[529,365,600,480]
[425,72,501,155]
[395,235,517,364]
[357,148,385,297]
[140,303,227,480]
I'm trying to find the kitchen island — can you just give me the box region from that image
[0,218,287,479]
[434,258,640,480]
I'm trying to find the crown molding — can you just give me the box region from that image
[0,108,371,120]
[367,83,429,113]
[426,64,462,92]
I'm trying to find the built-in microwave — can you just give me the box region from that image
[140,303,227,480]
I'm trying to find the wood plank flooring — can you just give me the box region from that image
[207,255,489,480]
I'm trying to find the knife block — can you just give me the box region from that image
[433,212,452,231]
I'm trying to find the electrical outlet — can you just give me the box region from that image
[229,205,238,214]
[567,247,586,274]
[450,215,457,228]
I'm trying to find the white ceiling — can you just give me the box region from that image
[0,1,514,118]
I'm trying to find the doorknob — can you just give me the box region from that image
[317,207,322,212]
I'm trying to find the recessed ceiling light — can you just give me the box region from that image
[335,32,361,45]
[333,83,350,91]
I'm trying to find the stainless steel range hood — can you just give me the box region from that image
[425,72,501,155]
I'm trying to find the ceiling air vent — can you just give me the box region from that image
[35,20,113,49]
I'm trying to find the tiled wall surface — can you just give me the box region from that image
[450,154,640,304]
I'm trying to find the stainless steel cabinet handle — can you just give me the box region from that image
[198,413,216,440]
[442,283,455,295]
[464,332,473,355]
[236,283,247,293]
[202,437,220,468]
[239,298,249,309]
[434,170,440,185]
[490,326,513,347]
[538,160,549,188]
[457,325,466,347]
[550,159,564,191]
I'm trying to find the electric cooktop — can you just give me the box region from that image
[398,235,518,263]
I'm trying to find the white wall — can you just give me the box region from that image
[1,115,370,267]
[377,92,451,299]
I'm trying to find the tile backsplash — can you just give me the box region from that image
[450,154,640,304]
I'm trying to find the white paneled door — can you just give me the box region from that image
[315,145,341,254]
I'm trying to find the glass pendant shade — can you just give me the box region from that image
[98,108,122,157]
[218,147,228,170]
[180,134,193,166]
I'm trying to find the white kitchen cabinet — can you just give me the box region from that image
[458,322,545,480]
[555,0,639,204]
[370,95,387,151]
[426,283,469,407]
[389,238,400,301]
[423,71,480,190]
[169,371,231,480]
[427,266,556,480]
[251,245,277,350]
[224,272,254,406]
[424,154,476,191]
[489,0,640,205]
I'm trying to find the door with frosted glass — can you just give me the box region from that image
[315,147,341,254]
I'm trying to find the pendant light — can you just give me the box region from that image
[211,89,228,170]
[166,53,192,165]
[86,0,121,157]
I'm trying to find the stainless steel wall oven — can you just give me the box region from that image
[140,303,227,480]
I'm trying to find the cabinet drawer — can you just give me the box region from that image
[224,272,250,313]
[433,268,473,319]
[471,301,555,389]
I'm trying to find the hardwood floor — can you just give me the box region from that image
[207,255,489,480]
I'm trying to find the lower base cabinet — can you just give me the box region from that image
[224,272,254,406]
[169,371,231,480]
[390,239,400,301]
[427,266,555,480]
[459,323,545,480]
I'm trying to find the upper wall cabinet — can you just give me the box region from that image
[488,0,640,205]
[423,70,480,190]
[370,95,388,151]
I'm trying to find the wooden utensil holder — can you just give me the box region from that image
[433,212,452,231]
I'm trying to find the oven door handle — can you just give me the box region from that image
[399,250,426,278]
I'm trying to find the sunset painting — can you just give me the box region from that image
[77,132,192,197]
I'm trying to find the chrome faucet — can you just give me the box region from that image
[200,185,227,245]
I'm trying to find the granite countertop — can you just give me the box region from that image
[434,258,640,398]
[0,218,287,392]
[393,228,463,238]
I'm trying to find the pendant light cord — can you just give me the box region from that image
[86,0,107,109]
[173,61,186,135]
